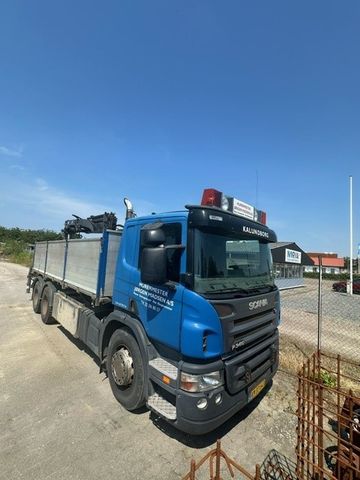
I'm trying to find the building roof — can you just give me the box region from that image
[269,242,292,250]
[307,252,338,258]
[310,256,345,268]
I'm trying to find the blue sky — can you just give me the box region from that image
[0,0,359,256]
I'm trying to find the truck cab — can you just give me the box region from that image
[107,191,279,434]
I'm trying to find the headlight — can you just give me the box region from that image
[180,371,224,392]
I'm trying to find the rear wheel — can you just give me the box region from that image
[40,286,55,324]
[32,279,42,313]
[106,329,146,411]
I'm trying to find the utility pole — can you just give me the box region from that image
[317,255,323,352]
[349,175,353,295]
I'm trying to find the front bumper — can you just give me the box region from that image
[173,361,277,435]
[148,330,279,435]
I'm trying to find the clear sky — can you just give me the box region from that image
[0,1,359,256]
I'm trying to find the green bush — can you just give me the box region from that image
[9,251,33,267]
[304,272,360,281]
[0,226,63,244]
[0,226,63,267]
[319,370,336,388]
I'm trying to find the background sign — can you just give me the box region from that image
[285,248,302,264]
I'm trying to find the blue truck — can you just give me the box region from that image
[27,188,280,434]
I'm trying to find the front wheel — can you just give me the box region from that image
[106,329,146,411]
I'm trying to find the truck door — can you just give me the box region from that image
[130,220,186,351]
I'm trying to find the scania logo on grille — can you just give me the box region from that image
[249,298,268,310]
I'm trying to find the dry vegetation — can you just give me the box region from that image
[280,334,360,396]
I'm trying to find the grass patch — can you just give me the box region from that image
[319,370,337,388]
[0,239,33,267]
[8,251,33,267]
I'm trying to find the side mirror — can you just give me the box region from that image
[141,222,165,247]
[140,247,167,285]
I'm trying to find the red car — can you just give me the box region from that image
[332,279,360,294]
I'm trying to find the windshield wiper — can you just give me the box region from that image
[220,287,250,293]
[215,285,273,295]
[247,285,274,293]
[205,287,250,295]
[202,284,275,296]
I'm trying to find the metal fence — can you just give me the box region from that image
[279,274,360,372]
[296,351,360,480]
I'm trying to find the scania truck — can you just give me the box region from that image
[27,188,280,434]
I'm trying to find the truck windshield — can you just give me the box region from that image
[193,229,274,295]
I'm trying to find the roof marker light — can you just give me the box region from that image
[201,188,229,212]
[201,188,222,208]
[200,188,267,225]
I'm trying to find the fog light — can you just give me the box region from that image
[196,398,208,410]
[215,393,222,405]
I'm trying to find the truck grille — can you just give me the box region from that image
[224,331,279,394]
[211,290,280,394]
[231,308,275,348]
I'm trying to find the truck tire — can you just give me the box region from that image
[107,329,146,411]
[32,279,42,314]
[40,285,55,325]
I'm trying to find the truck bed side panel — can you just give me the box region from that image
[64,239,101,294]
[31,231,121,298]
[46,241,66,280]
[32,242,47,272]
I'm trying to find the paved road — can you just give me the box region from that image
[280,279,360,361]
[281,279,360,322]
[0,262,296,480]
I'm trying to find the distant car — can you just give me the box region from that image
[332,279,360,294]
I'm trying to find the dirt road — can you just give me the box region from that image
[0,262,297,480]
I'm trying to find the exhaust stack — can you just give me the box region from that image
[124,197,136,220]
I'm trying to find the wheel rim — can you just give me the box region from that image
[111,346,134,387]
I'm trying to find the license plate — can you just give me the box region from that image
[249,379,266,400]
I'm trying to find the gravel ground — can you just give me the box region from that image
[0,262,298,480]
